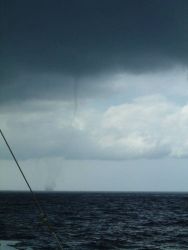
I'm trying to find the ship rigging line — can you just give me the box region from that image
[0,129,64,250]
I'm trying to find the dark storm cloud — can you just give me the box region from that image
[1,0,188,102]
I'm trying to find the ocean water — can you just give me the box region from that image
[1,192,188,250]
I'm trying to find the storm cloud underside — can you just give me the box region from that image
[1,0,188,102]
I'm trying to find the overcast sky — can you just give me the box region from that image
[1,0,188,191]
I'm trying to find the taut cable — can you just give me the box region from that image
[0,129,64,250]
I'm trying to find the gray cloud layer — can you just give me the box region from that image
[2,0,188,72]
[1,0,188,103]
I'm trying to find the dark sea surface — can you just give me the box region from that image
[1,192,188,249]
